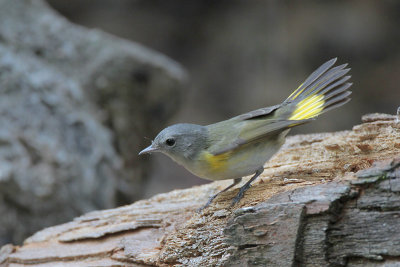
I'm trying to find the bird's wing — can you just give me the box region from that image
[208,116,311,155]
[233,104,281,120]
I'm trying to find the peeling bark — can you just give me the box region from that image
[1,113,400,266]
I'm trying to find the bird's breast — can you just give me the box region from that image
[192,149,255,181]
[188,137,285,181]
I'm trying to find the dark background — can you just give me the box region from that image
[48,0,400,198]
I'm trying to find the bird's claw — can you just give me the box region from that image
[230,192,243,207]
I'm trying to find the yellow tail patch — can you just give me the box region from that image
[202,151,231,172]
[289,94,325,120]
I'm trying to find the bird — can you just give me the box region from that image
[139,58,352,210]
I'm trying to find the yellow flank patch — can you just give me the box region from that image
[289,94,325,120]
[203,151,231,172]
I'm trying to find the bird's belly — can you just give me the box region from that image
[193,138,284,181]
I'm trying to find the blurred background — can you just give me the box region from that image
[48,0,400,197]
[0,0,399,245]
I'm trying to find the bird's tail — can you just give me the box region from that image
[283,58,352,122]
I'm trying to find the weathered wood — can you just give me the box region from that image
[1,113,400,266]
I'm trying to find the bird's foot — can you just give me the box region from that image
[197,195,216,212]
[230,168,263,207]
[230,184,250,207]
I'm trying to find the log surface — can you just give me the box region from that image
[1,113,400,266]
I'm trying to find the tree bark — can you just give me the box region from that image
[1,113,400,267]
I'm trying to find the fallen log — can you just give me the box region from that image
[1,113,400,266]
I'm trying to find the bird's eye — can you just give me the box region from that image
[165,138,175,146]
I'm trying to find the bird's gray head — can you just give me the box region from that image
[139,123,208,162]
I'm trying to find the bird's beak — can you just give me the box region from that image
[139,145,159,155]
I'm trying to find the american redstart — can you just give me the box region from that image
[140,58,352,210]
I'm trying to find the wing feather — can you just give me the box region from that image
[234,104,281,121]
[211,118,310,155]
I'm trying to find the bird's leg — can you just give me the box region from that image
[231,167,264,207]
[198,178,242,211]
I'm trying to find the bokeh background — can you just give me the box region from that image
[48,0,400,197]
[1,0,399,246]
